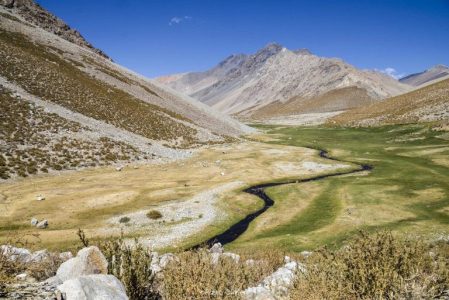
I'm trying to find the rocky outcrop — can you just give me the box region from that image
[0,0,111,59]
[57,274,128,300]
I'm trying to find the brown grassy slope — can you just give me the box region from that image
[329,78,449,126]
[0,29,200,146]
[251,87,375,119]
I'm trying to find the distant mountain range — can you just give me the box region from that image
[156,43,412,118]
[330,77,449,126]
[399,65,449,87]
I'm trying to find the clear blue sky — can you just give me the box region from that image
[38,0,449,78]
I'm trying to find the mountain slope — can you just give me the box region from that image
[156,44,411,118]
[400,65,449,87]
[329,77,449,126]
[0,3,252,180]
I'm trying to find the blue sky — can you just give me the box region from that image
[38,0,449,78]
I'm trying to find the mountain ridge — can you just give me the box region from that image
[156,43,411,118]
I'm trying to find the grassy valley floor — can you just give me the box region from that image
[230,124,449,252]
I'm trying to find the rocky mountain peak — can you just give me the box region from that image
[255,42,283,57]
[294,48,312,55]
[0,0,111,60]
[430,64,449,71]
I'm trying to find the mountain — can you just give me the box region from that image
[0,0,110,59]
[156,43,411,118]
[400,65,449,87]
[329,77,449,126]
[0,2,252,180]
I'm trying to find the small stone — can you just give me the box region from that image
[36,220,48,229]
[220,172,225,176]
[36,195,45,201]
[16,273,28,281]
[115,166,123,171]
[31,218,39,226]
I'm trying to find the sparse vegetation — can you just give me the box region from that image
[147,210,163,220]
[162,248,283,300]
[0,86,142,179]
[292,231,449,299]
[0,29,199,147]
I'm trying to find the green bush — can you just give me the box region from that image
[119,217,130,223]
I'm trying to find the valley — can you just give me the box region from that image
[2,123,448,256]
[1,1,448,298]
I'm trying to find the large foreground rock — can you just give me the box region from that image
[56,246,108,282]
[57,274,128,300]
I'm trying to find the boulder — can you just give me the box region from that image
[209,242,224,254]
[36,219,48,229]
[56,246,108,282]
[57,274,128,300]
[30,218,39,226]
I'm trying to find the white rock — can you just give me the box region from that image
[0,245,31,262]
[159,253,177,269]
[57,274,128,300]
[300,250,312,258]
[115,166,123,171]
[36,219,48,229]
[29,249,50,262]
[209,243,223,254]
[59,251,73,261]
[56,246,108,282]
[222,252,240,263]
[243,286,276,300]
[220,172,225,176]
[243,260,306,299]
[15,273,28,281]
[36,195,45,201]
[31,218,39,226]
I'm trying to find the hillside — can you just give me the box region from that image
[329,77,449,126]
[400,64,449,87]
[0,3,252,180]
[156,43,410,118]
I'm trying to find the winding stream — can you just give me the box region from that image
[196,149,372,248]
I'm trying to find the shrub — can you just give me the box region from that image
[146,210,162,220]
[162,248,283,300]
[291,231,449,299]
[98,238,159,300]
[119,216,130,223]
